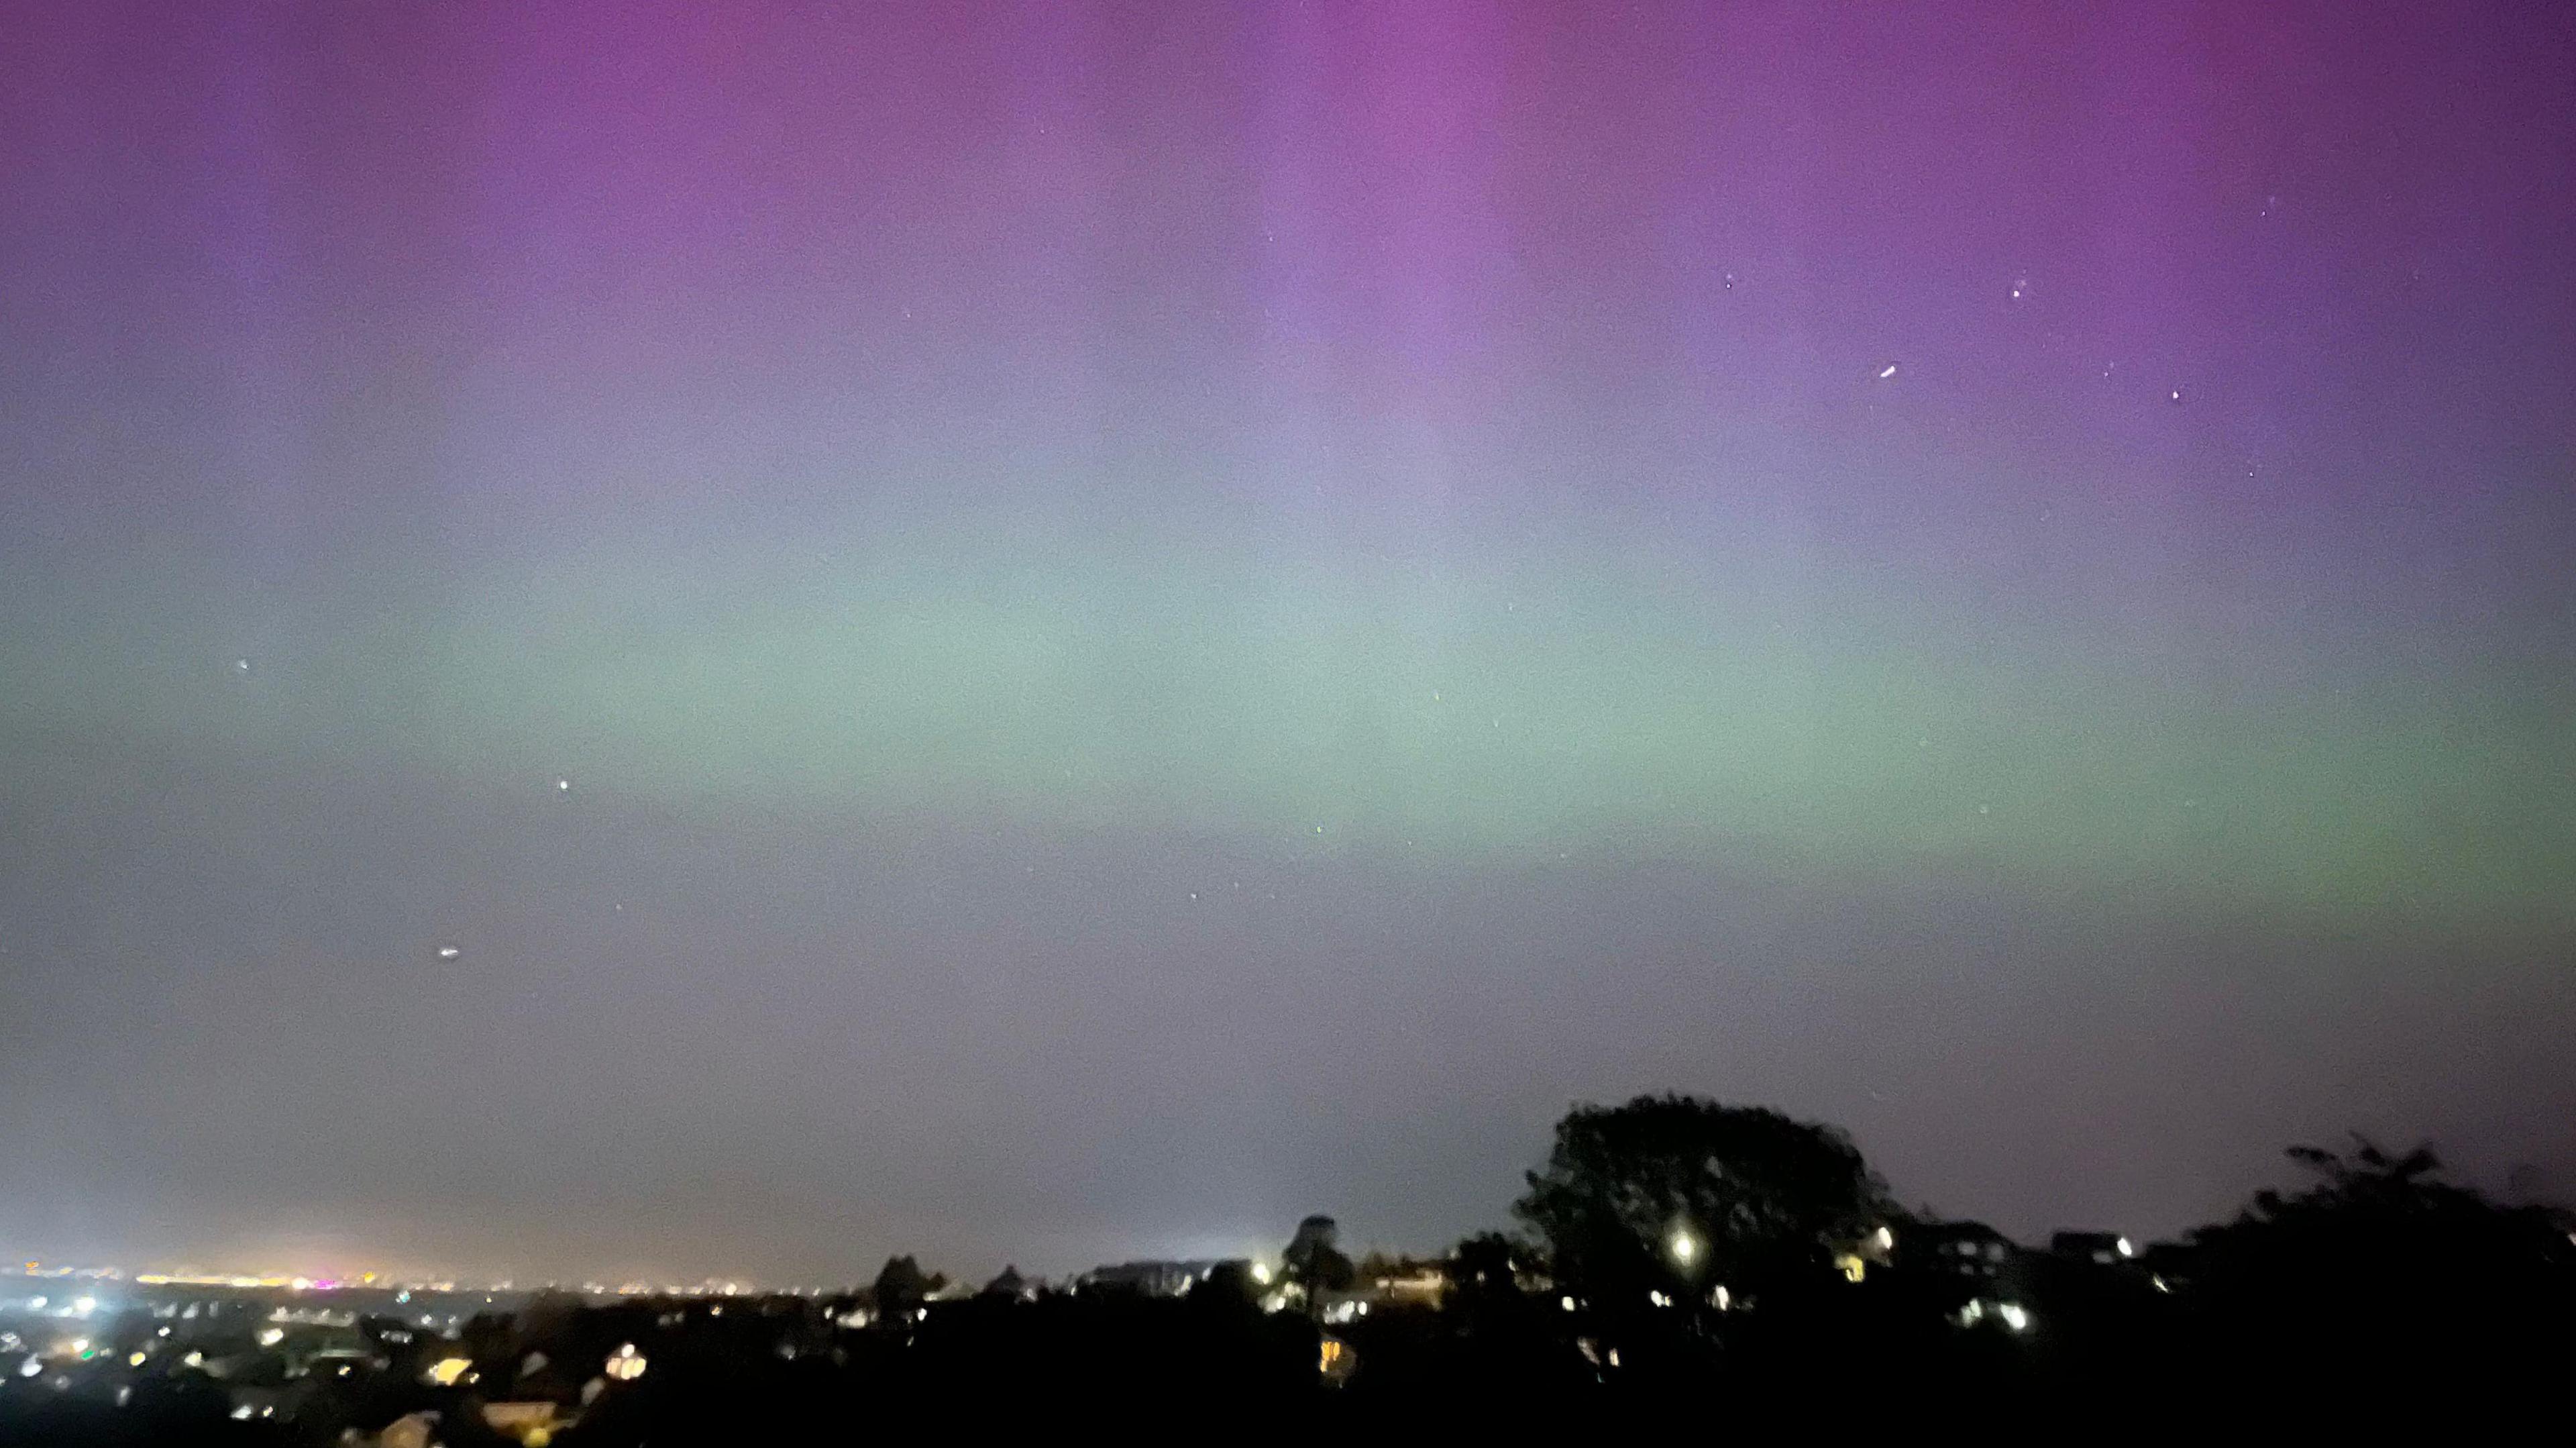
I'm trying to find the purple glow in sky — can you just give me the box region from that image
[1,2,2571,1282]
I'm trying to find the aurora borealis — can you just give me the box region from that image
[3,2,2571,1281]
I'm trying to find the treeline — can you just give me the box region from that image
[5,1094,2570,1443]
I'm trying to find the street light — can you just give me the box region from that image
[1668,1229,1699,1267]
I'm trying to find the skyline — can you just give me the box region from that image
[3,1,2572,1284]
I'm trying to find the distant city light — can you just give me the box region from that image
[1250,1262,1273,1286]
[256,1328,284,1347]
[1874,1226,1895,1251]
[605,1343,647,1381]
[1998,1302,2031,1333]
[1560,1296,1576,1312]
[425,1357,474,1387]
[1668,1229,1699,1265]
[2115,1237,2135,1258]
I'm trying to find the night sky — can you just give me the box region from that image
[3,2,2571,1284]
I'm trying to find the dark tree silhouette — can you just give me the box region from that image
[1189,1259,1262,1310]
[870,1256,944,1324]
[1514,1094,1890,1306]
[1281,1214,1355,1315]
[1447,1232,1526,1300]
[2184,1135,2576,1386]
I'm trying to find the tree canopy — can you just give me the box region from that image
[2184,1136,2576,1381]
[870,1255,945,1321]
[1514,1093,1890,1302]
[1281,1213,1356,1312]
